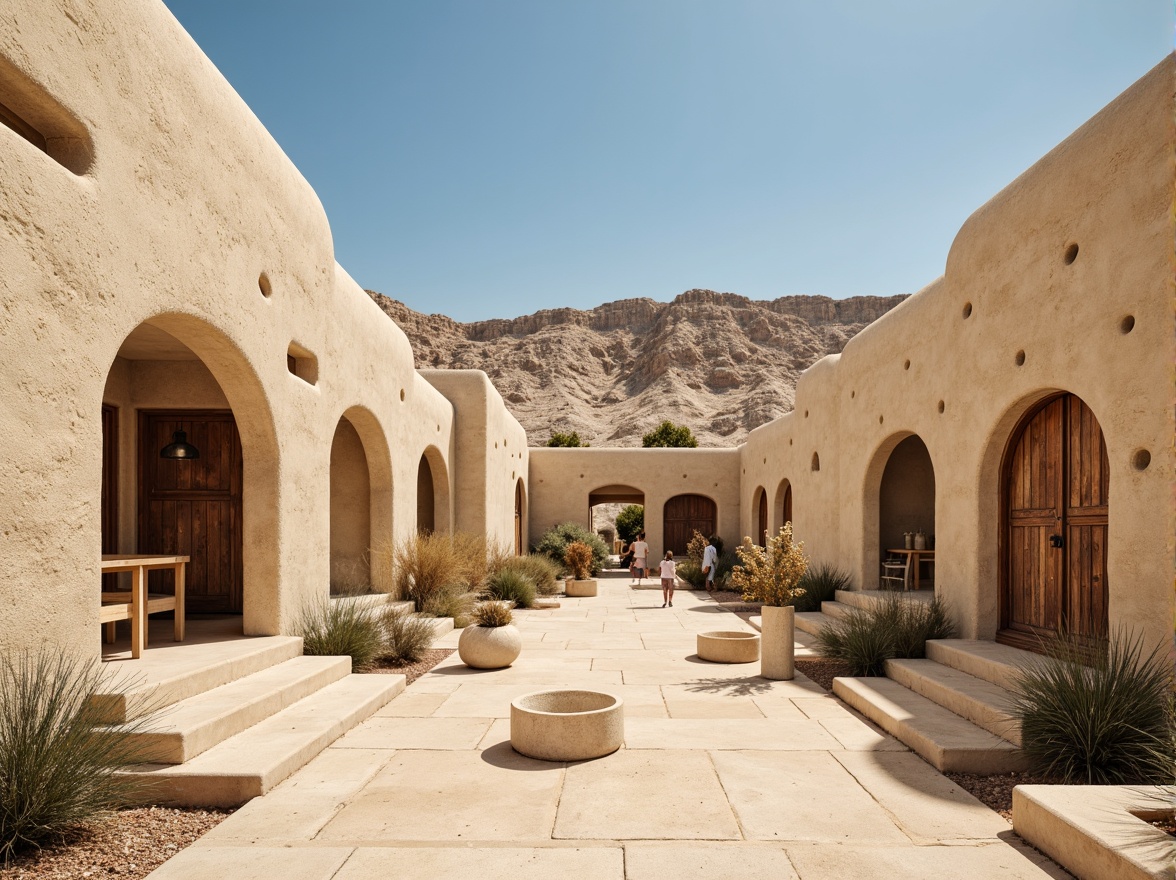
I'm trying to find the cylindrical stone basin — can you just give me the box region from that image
[510,689,624,761]
[697,631,761,663]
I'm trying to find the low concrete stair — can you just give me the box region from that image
[834,676,1028,773]
[884,657,1022,746]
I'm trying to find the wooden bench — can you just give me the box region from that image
[100,554,187,659]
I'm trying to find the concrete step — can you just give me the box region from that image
[819,600,854,621]
[833,676,1028,774]
[925,639,1036,691]
[90,635,305,724]
[833,589,933,612]
[794,611,837,637]
[429,617,455,639]
[126,672,405,807]
[106,656,352,764]
[884,658,1022,746]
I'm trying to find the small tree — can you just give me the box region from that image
[546,431,588,447]
[615,505,644,543]
[564,541,594,581]
[641,420,698,448]
[729,523,808,607]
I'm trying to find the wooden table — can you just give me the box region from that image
[100,554,187,659]
[885,549,935,591]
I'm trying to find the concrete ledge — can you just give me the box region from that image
[1013,784,1174,880]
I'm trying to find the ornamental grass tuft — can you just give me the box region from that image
[816,593,957,675]
[0,650,152,864]
[484,568,537,608]
[298,597,386,671]
[493,554,561,596]
[1011,629,1175,784]
[379,606,437,664]
[471,601,514,628]
[792,563,852,613]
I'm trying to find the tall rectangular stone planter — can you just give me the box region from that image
[760,604,795,680]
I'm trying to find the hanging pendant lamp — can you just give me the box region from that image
[160,427,200,459]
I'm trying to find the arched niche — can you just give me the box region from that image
[773,478,793,534]
[418,445,451,536]
[864,433,936,589]
[333,405,394,593]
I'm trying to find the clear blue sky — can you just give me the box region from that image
[162,1,1170,322]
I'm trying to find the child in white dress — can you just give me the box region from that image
[659,551,676,607]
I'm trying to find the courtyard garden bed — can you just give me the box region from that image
[371,648,455,685]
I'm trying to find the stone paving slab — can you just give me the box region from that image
[624,841,799,879]
[784,842,1073,879]
[333,846,624,878]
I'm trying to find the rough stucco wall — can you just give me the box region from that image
[528,448,741,558]
[0,0,456,652]
[329,418,371,591]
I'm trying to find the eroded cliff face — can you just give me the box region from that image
[369,288,907,447]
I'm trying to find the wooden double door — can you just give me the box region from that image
[139,411,243,613]
[1000,394,1108,650]
[663,494,716,556]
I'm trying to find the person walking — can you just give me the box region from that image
[701,535,718,592]
[631,532,649,585]
[659,551,677,607]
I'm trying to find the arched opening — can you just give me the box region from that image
[663,494,717,557]
[774,478,793,534]
[753,486,768,546]
[588,484,644,555]
[418,445,451,536]
[878,435,936,590]
[514,478,526,555]
[100,316,280,646]
[999,393,1108,651]
[417,455,435,534]
[330,416,372,594]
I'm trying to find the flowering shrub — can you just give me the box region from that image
[729,523,808,607]
[564,541,594,581]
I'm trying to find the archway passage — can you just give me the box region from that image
[775,479,792,533]
[878,435,936,586]
[330,417,372,593]
[755,487,768,546]
[417,454,435,535]
[663,494,716,557]
[589,484,644,555]
[1001,394,1108,650]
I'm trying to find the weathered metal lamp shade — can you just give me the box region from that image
[160,429,200,460]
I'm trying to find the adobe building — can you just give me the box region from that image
[1,0,1172,668]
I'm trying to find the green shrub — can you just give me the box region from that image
[677,558,704,588]
[0,651,152,863]
[484,568,537,608]
[1011,630,1175,784]
[419,582,479,628]
[298,598,386,671]
[713,549,738,589]
[816,594,957,675]
[494,555,561,596]
[535,522,608,575]
[546,431,587,447]
[641,420,698,448]
[380,607,436,664]
[471,601,514,627]
[793,563,852,613]
[615,505,644,543]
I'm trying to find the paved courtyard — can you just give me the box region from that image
[148,580,1070,879]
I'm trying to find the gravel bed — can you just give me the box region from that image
[0,807,230,879]
[794,657,854,692]
[944,771,1053,821]
[370,648,455,685]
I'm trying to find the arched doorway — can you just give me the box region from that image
[101,316,279,628]
[878,435,936,571]
[663,494,716,556]
[753,486,768,546]
[588,484,644,554]
[514,479,526,555]
[1000,393,1108,650]
[417,454,435,534]
[330,416,372,593]
[774,478,793,533]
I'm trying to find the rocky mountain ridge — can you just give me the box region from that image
[368,288,907,447]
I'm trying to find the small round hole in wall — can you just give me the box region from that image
[1015,350,1026,366]
[1064,242,1079,265]
[788,439,793,446]
[763,457,767,465]
[258,273,272,298]
[850,390,855,399]
[804,410,809,418]
[937,400,945,414]
[436,424,440,432]
[399,389,405,402]
[962,302,972,319]
[1132,449,1151,471]
[811,452,820,472]
[1120,315,1135,334]
[879,415,884,424]
[682,474,687,479]
[903,359,911,371]
[494,442,498,449]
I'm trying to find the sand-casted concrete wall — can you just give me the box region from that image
[528,448,741,559]
[737,57,1174,651]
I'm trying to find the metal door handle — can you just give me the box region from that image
[1049,534,1064,549]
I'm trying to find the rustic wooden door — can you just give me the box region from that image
[663,494,716,556]
[781,483,792,528]
[757,489,768,545]
[514,480,524,555]
[1000,394,1108,650]
[139,411,243,613]
[101,405,119,590]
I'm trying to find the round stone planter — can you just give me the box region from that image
[457,624,522,669]
[760,604,795,680]
[565,578,598,597]
[510,689,624,761]
[697,630,760,663]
